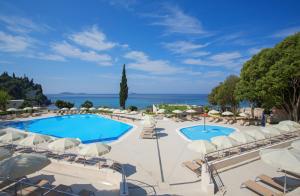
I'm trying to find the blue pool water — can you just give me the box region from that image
[9,114,133,143]
[180,125,235,141]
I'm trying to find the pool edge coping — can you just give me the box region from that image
[3,113,137,146]
[176,123,240,142]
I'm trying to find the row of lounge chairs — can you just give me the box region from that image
[1,144,122,173]
[241,172,300,196]
[1,177,95,196]
[0,113,42,120]
[182,159,204,177]
[208,116,255,126]
[140,127,157,139]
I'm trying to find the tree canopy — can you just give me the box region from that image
[235,32,300,121]
[55,100,74,109]
[119,64,128,109]
[208,75,240,113]
[0,72,50,106]
[0,90,11,111]
[81,100,93,108]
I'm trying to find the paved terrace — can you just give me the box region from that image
[1,113,300,196]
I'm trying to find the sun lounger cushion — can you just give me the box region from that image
[241,180,282,196]
[79,189,95,196]
[182,161,201,176]
[256,174,284,192]
[17,179,49,196]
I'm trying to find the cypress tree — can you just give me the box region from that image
[119,64,128,109]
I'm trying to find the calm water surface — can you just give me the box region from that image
[47,94,208,109]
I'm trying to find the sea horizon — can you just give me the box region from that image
[47,93,209,109]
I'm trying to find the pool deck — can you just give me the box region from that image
[1,113,300,195]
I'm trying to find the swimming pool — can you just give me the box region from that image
[180,125,235,141]
[9,114,133,143]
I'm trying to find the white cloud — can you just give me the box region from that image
[69,25,116,51]
[0,15,51,34]
[163,41,208,54]
[0,31,32,52]
[272,26,300,38]
[124,50,183,74]
[52,42,112,65]
[248,47,263,55]
[183,51,244,68]
[150,6,206,35]
[210,52,241,62]
[26,53,66,61]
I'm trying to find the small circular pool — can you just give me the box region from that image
[179,125,235,141]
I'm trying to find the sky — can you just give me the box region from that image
[0,0,300,94]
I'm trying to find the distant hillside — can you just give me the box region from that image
[0,72,51,106]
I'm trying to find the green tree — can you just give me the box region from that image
[55,100,74,109]
[0,90,11,111]
[236,32,300,121]
[208,75,240,114]
[0,72,50,106]
[208,83,225,110]
[81,100,93,108]
[119,64,128,109]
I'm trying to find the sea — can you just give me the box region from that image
[47,94,209,109]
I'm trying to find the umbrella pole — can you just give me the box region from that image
[284,171,286,195]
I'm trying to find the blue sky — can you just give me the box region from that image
[0,0,300,94]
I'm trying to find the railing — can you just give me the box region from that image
[204,156,226,195]
[205,130,300,162]
[203,129,300,195]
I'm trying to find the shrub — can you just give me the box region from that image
[55,100,74,109]
[128,105,138,111]
[81,100,93,108]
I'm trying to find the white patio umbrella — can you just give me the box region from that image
[143,115,156,123]
[291,140,300,151]
[60,107,69,111]
[0,132,26,143]
[222,111,234,116]
[229,131,255,143]
[78,143,111,157]
[279,120,300,128]
[89,107,96,111]
[18,134,52,147]
[245,129,270,140]
[120,110,128,114]
[6,108,17,112]
[211,136,240,150]
[98,107,104,110]
[260,126,283,136]
[0,154,51,180]
[32,106,40,110]
[157,109,166,114]
[23,107,33,111]
[70,107,77,111]
[260,148,300,194]
[143,120,156,128]
[129,111,138,115]
[188,140,217,156]
[239,112,250,117]
[186,109,196,114]
[172,110,183,114]
[0,148,12,161]
[80,107,87,111]
[0,130,6,136]
[109,109,115,112]
[48,138,80,152]
[208,110,220,115]
[275,124,298,132]
[113,109,121,114]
